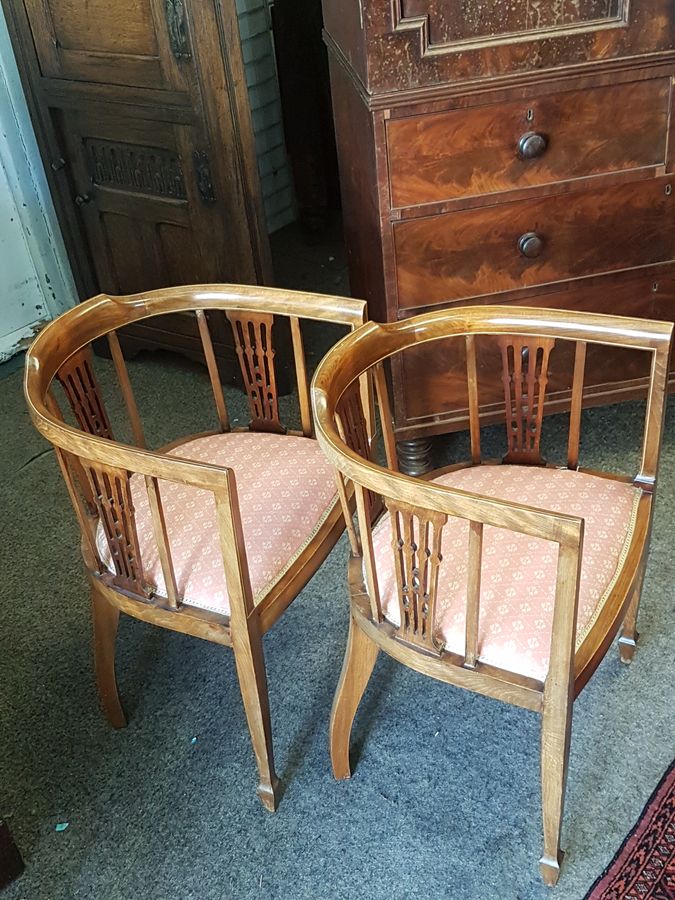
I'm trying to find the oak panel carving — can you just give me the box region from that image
[387,499,447,653]
[387,79,670,208]
[83,461,146,597]
[56,348,113,439]
[227,312,286,434]
[85,139,187,200]
[499,336,556,465]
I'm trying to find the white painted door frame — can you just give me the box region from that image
[0,4,76,361]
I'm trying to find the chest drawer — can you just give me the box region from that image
[387,79,671,209]
[394,176,675,309]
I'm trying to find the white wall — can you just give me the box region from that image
[236,0,296,233]
[0,4,76,361]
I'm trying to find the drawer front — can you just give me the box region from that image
[393,267,675,433]
[387,79,670,209]
[394,177,675,309]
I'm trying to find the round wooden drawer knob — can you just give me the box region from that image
[518,232,544,258]
[518,131,548,159]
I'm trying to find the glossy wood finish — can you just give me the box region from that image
[394,177,675,308]
[311,304,672,885]
[324,0,675,449]
[2,0,271,372]
[24,283,368,810]
[388,78,670,208]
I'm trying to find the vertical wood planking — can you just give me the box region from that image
[354,483,382,622]
[464,520,483,668]
[107,330,146,447]
[566,341,587,470]
[145,475,179,608]
[196,309,230,432]
[290,316,312,437]
[373,362,398,471]
[466,334,481,464]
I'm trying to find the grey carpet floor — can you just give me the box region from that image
[1,343,674,900]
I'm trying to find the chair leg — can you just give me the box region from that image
[618,561,646,664]
[91,589,126,729]
[232,625,279,812]
[329,614,378,780]
[539,696,573,886]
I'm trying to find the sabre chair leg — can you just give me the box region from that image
[329,614,379,780]
[618,560,646,664]
[233,625,280,812]
[91,587,126,729]
[539,695,573,886]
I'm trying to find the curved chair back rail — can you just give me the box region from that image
[24,283,368,812]
[310,304,672,885]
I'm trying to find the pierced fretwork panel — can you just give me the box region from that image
[83,461,147,597]
[336,381,382,520]
[498,336,556,465]
[387,499,447,653]
[227,312,286,434]
[56,348,113,440]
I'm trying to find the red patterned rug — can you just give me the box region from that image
[586,760,674,899]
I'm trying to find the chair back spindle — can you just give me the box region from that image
[499,336,555,465]
[56,347,113,440]
[566,341,587,470]
[227,311,285,434]
[196,309,230,433]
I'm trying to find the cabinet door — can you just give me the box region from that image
[22,0,187,89]
[335,1,675,92]
[3,0,270,365]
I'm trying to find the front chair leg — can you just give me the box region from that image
[539,696,573,886]
[232,624,279,812]
[329,613,378,780]
[618,560,646,664]
[91,587,127,729]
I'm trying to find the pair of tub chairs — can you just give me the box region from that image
[25,285,671,885]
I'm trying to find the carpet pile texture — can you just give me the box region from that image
[1,345,674,900]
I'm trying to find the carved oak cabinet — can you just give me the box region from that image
[322,0,675,472]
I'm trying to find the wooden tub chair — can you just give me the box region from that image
[310,305,672,884]
[24,284,367,811]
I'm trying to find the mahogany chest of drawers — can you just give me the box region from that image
[322,0,675,471]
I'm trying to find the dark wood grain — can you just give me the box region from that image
[394,177,675,307]
[2,0,271,374]
[388,79,670,207]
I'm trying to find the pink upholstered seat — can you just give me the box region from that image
[372,466,640,682]
[97,432,337,615]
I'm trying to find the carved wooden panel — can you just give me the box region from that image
[56,348,113,440]
[83,461,147,597]
[386,499,447,653]
[227,312,286,434]
[336,380,383,519]
[396,0,626,51]
[498,336,556,465]
[85,139,187,200]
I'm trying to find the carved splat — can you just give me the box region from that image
[83,461,147,597]
[336,381,382,520]
[56,348,113,440]
[387,499,447,653]
[498,336,555,465]
[227,312,286,434]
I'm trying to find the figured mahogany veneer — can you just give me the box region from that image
[311,304,672,885]
[388,79,670,209]
[323,0,675,456]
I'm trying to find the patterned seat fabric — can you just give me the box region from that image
[372,466,640,682]
[97,432,337,614]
